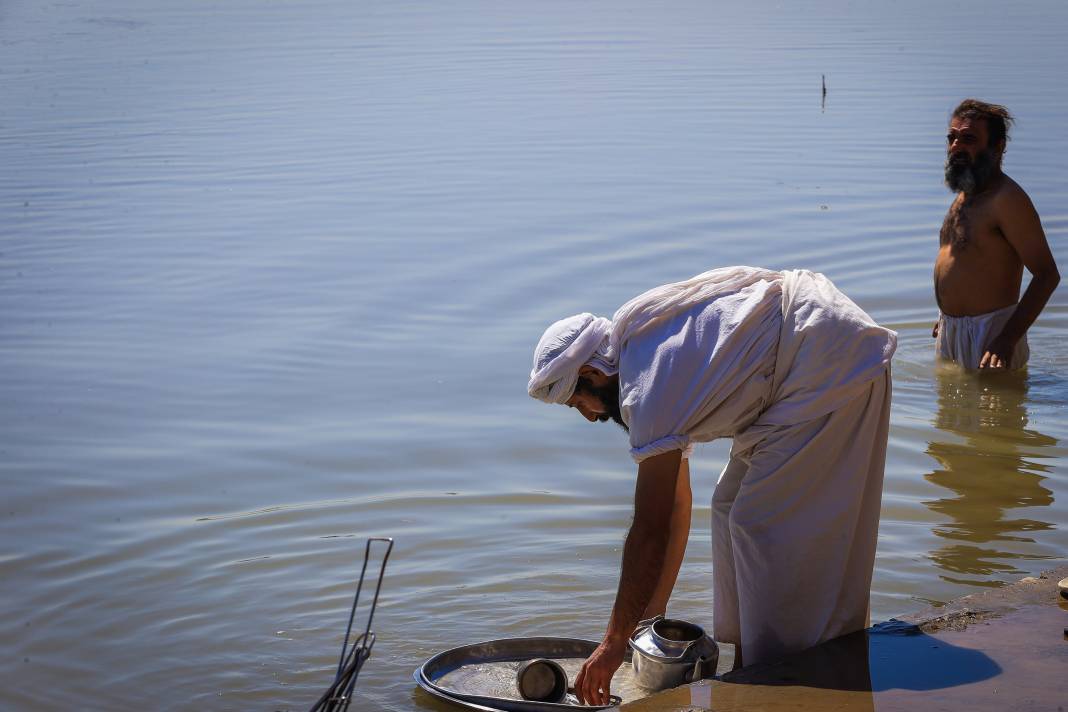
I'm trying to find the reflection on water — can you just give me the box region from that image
[924,366,1058,586]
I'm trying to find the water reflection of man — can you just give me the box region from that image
[527,267,896,705]
[933,99,1060,370]
[924,367,1056,585]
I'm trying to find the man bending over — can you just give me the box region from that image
[528,267,896,704]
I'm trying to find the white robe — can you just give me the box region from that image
[935,304,1029,370]
[618,269,896,666]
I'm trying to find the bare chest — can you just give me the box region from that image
[939,198,1001,250]
[934,194,1024,314]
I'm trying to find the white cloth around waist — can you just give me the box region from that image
[935,303,1028,370]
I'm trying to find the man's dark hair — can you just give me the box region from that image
[952,99,1014,148]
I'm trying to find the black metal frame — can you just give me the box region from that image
[309,536,394,712]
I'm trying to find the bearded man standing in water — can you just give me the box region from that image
[934,99,1060,369]
[528,267,896,705]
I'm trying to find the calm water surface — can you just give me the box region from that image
[2,1,1066,710]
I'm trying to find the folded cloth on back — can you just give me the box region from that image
[527,266,779,405]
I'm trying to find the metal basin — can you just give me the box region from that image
[415,636,634,711]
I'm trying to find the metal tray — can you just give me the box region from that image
[415,636,635,711]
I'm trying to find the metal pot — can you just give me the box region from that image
[628,616,718,692]
[515,658,568,703]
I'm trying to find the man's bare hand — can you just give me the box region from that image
[574,638,626,706]
[932,320,940,339]
[979,332,1017,370]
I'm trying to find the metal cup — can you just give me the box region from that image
[515,658,568,703]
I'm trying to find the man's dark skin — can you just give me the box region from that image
[566,366,691,706]
[934,114,1059,368]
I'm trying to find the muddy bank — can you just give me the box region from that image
[899,565,1068,632]
[621,564,1068,712]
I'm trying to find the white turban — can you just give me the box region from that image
[527,313,614,404]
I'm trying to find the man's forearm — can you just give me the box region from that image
[600,450,681,646]
[643,460,692,619]
[1001,269,1061,342]
[604,523,670,644]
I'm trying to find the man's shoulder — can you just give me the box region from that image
[991,173,1032,205]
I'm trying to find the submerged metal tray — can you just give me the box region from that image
[415,636,638,712]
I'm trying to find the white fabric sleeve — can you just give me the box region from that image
[630,434,691,463]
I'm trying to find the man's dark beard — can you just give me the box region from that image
[944,148,997,194]
[578,379,627,432]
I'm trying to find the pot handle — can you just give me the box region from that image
[684,654,715,683]
[630,615,662,642]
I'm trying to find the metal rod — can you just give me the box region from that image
[310,536,394,712]
[335,537,393,681]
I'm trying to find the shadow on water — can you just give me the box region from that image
[721,620,1003,692]
[923,367,1059,586]
[696,621,1002,711]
